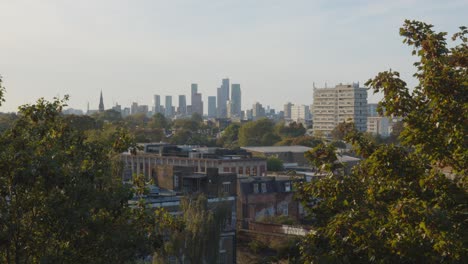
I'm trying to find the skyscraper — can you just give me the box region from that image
[217,78,230,118]
[191,83,198,99]
[283,102,293,120]
[131,102,139,115]
[165,96,173,118]
[153,95,161,114]
[192,93,203,116]
[99,90,104,112]
[252,102,265,120]
[178,95,187,115]
[230,84,241,117]
[217,87,223,118]
[208,96,217,118]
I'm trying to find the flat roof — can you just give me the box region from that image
[242,145,312,153]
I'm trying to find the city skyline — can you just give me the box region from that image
[1,0,467,112]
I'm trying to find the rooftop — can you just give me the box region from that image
[242,145,312,153]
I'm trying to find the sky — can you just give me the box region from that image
[1,0,467,113]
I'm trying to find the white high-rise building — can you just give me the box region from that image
[367,116,390,137]
[290,105,311,124]
[312,83,368,136]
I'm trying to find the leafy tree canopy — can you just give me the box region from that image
[267,156,284,172]
[238,118,281,146]
[275,121,306,138]
[296,20,467,263]
[0,96,159,263]
[217,123,241,148]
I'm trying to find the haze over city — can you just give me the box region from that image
[1,0,466,113]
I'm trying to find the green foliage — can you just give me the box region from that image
[257,215,297,225]
[124,113,149,128]
[275,121,306,138]
[0,97,159,263]
[238,118,281,146]
[297,20,468,263]
[276,135,323,148]
[0,76,5,106]
[330,122,355,141]
[190,112,203,123]
[367,20,467,174]
[267,156,284,172]
[63,114,97,131]
[92,109,122,124]
[216,123,240,148]
[148,113,170,129]
[0,112,18,133]
[330,140,347,149]
[155,194,231,263]
[304,143,342,173]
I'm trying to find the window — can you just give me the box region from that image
[285,182,291,192]
[261,183,267,193]
[222,182,231,194]
[174,175,179,188]
[253,183,259,193]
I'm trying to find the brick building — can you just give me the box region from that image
[237,176,304,228]
[121,143,267,181]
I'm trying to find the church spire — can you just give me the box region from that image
[99,90,104,112]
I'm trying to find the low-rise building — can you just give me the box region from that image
[121,143,267,181]
[130,166,238,264]
[237,176,304,228]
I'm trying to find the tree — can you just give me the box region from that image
[0,113,18,133]
[267,156,284,172]
[92,109,122,124]
[148,113,170,130]
[63,114,97,132]
[275,121,306,138]
[0,76,5,107]
[330,122,355,141]
[276,135,323,148]
[296,20,467,263]
[216,123,240,148]
[124,113,149,128]
[238,118,281,146]
[154,194,231,263]
[0,97,160,263]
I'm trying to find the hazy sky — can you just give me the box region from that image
[1,0,467,113]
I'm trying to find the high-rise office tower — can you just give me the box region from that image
[191,83,198,99]
[165,96,173,118]
[217,87,223,117]
[192,93,203,116]
[178,95,187,115]
[217,78,230,118]
[208,96,217,118]
[131,102,139,115]
[230,84,241,118]
[252,102,265,120]
[153,95,161,114]
[283,102,293,120]
[312,83,368,136]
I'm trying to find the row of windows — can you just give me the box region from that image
[252,182,291,193]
